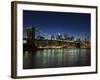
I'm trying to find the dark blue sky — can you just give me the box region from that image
[23,10,91,39]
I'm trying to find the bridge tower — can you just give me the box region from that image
[27,25,37,51]
[27,26,35,43]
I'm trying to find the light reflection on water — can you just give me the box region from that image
[23,48,90,69]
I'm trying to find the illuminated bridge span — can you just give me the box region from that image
[23,26,90,52]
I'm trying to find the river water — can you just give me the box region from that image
[23,48,90,69]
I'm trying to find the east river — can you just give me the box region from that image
[23,48,90,69]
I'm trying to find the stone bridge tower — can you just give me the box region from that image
[27,25,37,51]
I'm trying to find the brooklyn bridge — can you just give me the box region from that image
[23,26,90,52]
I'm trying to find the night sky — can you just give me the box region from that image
[23,10,91,39]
